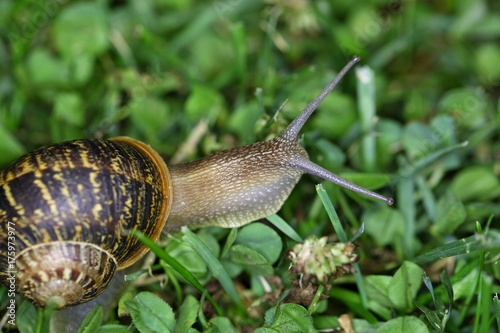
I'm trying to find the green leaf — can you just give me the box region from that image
[313,139,346,168]
[235,223,283,264]
[16,299,37,333]
[388,261,423,312]
[450,166,500,202]
[185,85,225,125]
[228,101,261,141]
[365,275,393,311]
[404,91,430,120]
[264,303,314,333]
[0,122,25,165]
[264,303,277,326]
[96,325,130,333]
[375,316,429,333]
[129,96,171,135]
[53,2,109,58]
[126,292,176,333]
[376,119,403,168]
[54,93,85,126]
[77,306,103,333]
[175,295,199,333]
[429,115,460,169]
[438,88,488,129]
[26,48,69,86]
[228,244,274,276]
[453,267,480,300]
[206,317,239,333]
[402,122,439,161]
[475,43,500,82]
[364,207,404,247]
[311,91,357,140]
[431,189,467,235]
[254,328,276,333]
[71,56,95,85]
[117,288,136,318]
[228,244,268,265]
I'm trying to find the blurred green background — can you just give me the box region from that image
[1,0,499,331]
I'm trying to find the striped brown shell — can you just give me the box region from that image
[0,137,171,308]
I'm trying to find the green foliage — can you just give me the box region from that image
[77,306,104,333]
[260,303,314,333]
[126,292,176,333]
[365,261,423,317]
[1,0,500,332]
[375,316,429,333]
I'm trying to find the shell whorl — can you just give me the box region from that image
[16,242,117,308]
[0,137,171,308]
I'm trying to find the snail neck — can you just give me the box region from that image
[165,138,306,231]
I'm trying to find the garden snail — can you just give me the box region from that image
[0,57,393,311]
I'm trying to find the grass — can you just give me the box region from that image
[1,1,500,332]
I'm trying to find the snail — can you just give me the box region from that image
[0,57,392,311]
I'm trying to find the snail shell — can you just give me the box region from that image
[0,137,171,308]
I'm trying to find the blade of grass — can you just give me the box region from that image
[307,284,325,314]
[414,301,443,331]
[267,214,303,242]
[181,227,243,308]
[397,177,416,257]
[38,302,57,333]
[413,229,500,265]
[316,184,368,308]
[336,186,361,229]
[163,264,183,309]
[125,263,184,306]
[416,175,437,221]
[422,273,436,307]
[350,223,365,243]
[221,228,238,258]
[132,230,222,316]
[477,273,492,333]
[328,287,378,323]
[356,65,376,173]
[412,235,482,264]
[197,292,209,329]
[494,294,500,332]
[473,223,488,333]
[416,259,478,307]
[440,270,453,329]
[316,184,347,242]
[230,22,248,106]
[415,271,452,331]
[398,141,469,178]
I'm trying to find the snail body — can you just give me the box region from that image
[0,57,392,310]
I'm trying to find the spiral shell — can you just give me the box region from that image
[0,137,171,308]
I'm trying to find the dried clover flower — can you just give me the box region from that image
[288,236,358,285]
